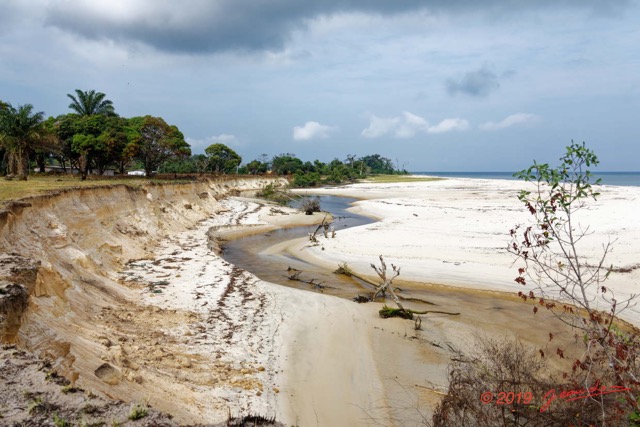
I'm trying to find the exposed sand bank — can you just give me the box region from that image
[292,177,640,325]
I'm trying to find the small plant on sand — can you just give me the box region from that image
[53,413,71,427]
[27,396,44,415]
[128,401,148,421]
[435,142,640,425]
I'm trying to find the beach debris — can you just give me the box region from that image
[379,305,413,319]
[336,256,460,319]
[414,316,422,330]
[353,295,372,303]
[284,268,334,291]
[306,215,334,246]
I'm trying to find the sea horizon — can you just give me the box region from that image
[412,171,640,187]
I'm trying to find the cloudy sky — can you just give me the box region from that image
[1,0,639,171]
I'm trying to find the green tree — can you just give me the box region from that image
[159,154,209,174]
[0,103,57,180]
[49,113,126,178]
[126,116,191,176]
[271,153,304,175]
[244,159,269,174]
[71,133,96,180]
[204,143,242,174]
[360,154,394,174]
[67,89,115,116]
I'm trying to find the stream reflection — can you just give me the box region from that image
[221,196,376,298]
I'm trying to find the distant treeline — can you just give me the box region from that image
[1,90,405,186]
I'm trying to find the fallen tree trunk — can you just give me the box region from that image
[336,257,460,319]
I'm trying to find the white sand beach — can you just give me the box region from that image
[292,177,640,326]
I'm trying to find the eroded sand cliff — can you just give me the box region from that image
[0,177,290,424]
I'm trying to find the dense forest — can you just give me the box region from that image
[0,91,406,186]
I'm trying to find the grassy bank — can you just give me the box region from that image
[0,175,151,205]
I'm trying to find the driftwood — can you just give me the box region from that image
[334,263,379,288]
[308,215,335,244]
[336,256,460,319]
[285,268,334,290]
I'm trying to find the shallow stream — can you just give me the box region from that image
[220,195,578,358]
[221,195,376,299]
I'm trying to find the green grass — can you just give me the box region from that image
[359,174,445,183]
[0,175,149,206]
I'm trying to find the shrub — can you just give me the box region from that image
[128,402,148,421]
[432,337,621,426]
[300,197,321,215]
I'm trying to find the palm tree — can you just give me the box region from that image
[0,103,56,180]
[67,89,115,116]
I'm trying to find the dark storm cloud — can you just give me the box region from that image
[41,0,632,54]
[42,0,431,54]
[446,66,500,98]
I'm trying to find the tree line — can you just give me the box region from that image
[0,90,190,180]
[1,90,405,184]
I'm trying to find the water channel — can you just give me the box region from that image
[221,195,376,299]
[220,194,577,353]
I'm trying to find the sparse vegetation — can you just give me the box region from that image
[255,181,295,204]
[379,305,414,319]
[61,385,78,394]
[53,413,71,427]
[28,396,45,415]
[128,402,148,421]
[299,197,321,215]
[435,142,640,425]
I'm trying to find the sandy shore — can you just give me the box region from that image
[120,197,455,425]
[98,176,640,425]
[292,177,640,326]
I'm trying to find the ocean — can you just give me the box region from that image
[412,171,640,187]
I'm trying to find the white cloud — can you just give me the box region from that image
[186,134,241,151]
[362,112,468,138]
[361,115,400,138]
[479,113,539,131]
[292,121,334,140]
[395,111,429,138]
[427,118,469,134]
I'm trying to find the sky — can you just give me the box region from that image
[1,0,639,171]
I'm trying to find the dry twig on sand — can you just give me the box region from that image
[336,256,459,319]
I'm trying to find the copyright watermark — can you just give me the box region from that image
[480,384,630,412]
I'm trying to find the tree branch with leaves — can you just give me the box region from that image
[509,141,640,421]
